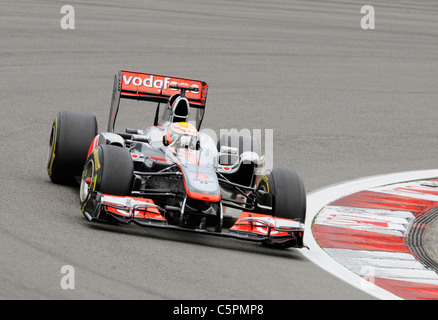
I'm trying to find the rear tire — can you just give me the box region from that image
[47,111,97,185]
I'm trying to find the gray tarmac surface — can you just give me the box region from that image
[1,0,437,299]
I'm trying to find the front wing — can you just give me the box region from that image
[82,193,306,249]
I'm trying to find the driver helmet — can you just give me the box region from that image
[165,122,198,149]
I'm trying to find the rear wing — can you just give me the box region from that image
[108,70,208,132]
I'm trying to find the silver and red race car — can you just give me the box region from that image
[47,70,307,249]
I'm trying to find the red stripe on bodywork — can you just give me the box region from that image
[164,149,221,202]
[101,194,163,219]
[186,189,221,202]
[87,134,100,158]
[313,224,409,253]
[230,212,300,237]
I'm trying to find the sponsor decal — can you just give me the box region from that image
[121,72,200,98]
[93,149,101,171]
[262,176,270,192]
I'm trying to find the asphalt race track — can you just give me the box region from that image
[1,0,437,300]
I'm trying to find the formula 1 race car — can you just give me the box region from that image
[47,70,307,249]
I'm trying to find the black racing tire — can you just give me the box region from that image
[257,168,306,222]
[79,144,133,207]
[47,111,98,185]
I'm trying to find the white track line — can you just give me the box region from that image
[300,169,438,300]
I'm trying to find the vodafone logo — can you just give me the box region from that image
[122,74,199,93]
[123,74,171,90]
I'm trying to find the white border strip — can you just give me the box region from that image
[300,169,438,300]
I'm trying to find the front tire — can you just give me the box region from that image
[257,168,306,222]
[80,144,133,208]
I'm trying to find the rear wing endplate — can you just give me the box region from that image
[108,70,208,132]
